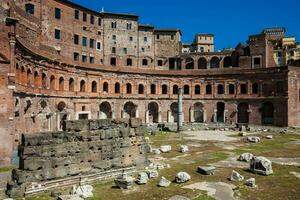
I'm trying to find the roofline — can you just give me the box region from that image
[154,29,182,35]
[195,33,214,37]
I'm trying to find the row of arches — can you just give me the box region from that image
[185,56,234,70]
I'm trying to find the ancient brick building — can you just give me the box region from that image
[1,0,300,166]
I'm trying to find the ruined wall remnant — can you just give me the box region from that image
[7,118,148,198]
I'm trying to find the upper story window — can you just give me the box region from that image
[25,3,34,15]
[83,13,87,22]
[144,37,147,42]
[141,48,145,52]
[171,35,175,40]
[98,18,102,26]
[156,35,160,40]
[127,23,132,30]
[75,10,79,19]
[74,34,79,45]
[112,35,116,40]
[82,37,87,47]
[90,39,94,48]
[55,8,61,19]
[73,52,79,61]
[129,36,133,42]
[123,48,127,54]
[54,29,61,39]
[97,42,101,50]
[112,47,116,54]
[90,15,94,24]
[111,22,117,29]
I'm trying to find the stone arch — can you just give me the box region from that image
[229,84,235,94]
[50,75,55,90]
[184,85,190,94]
[69,78,75,92]
[24,98,32,114]
[161,84,168,94]
[170,102,178,123]
[42,73,47,89]
[217,84,224,94]
[33,71,39,87]
[80,79,86,92]
[138,84,144,94]
[238,103,249,123]
[216,102,225,123]
[57,101,67,112]
[103,82,109,93]
[59,76,64,91]
[99,101,112,119]
[223,56,232,68]
[198,57,207,69]
[91,81,97,93]
[206,84,212,94]
[194,102,204,122]
[27,68,32,85]
[195,84,201,95]
[261,102,274,125]
[148,102,159,123]
[124,101,137,118]
[210,56,220,68]
[185,57,194,69]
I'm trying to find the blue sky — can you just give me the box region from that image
[70,0,300,50]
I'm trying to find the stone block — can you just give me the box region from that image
[130,118,142,128]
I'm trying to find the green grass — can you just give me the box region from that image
[193,194,216,200]
[0,166,15,173]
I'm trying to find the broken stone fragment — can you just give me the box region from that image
[239,125,246,132]
[245,178,256,188]
[136,172,149,185]
[160,145,172,153]
[114,174,134,189]
[229,170,244,181]
[238,153,254,162]
[73,185,94,198]
[151,148,161,155]
[169,195,191,200]
[180,145,189,153]
[147,170,159,179]
[266,135,273,139]
[158,176,171,187]
[239,132,246,136]
[197,166,216,175]
[175,172,191,183]
[247,136,260,143]
[58,194,84,200]
[250,156,273,175]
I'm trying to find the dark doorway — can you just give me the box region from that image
[217,102,225,123]
[238,103,249,123]
[261,102,274,125]
[148,102,159,123]
[194,103,204,122]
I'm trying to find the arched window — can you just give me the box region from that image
[210,57,220,68]
[34,71,39,87]
[138,84,144,94]
[185,57,194,69]
[252,83,258,94]
[80,80,86,92]
[217,84,224,94]
[198,57,207,69]
[173,85,178,94]
[184,85,190,95]
[42,73,47,89]
[206,84,212,94]
[162,84,168,94]
[126,83,132,94]
[103,82,109,93]
[151,84,156,94]
[27,69,32,85]
[25,3,35,15]
[229,84,235,94]
[223,56,232,68]
[240,84,247,94]
[69,78,74,92]
[50,75,55,90]
[195,85,201,94]
[127,58,132,66]
[115,82,120,93]
[142,59,148,66]
[59,77,64,91]
[92,81,97,93]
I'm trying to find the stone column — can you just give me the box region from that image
[167,110,171,123]
[224,109,228,124]
[121,110,124,118]
[135,109,139,118]
[145,110,149,123]
[189,107,194,123]
[213,109,217,123]
[158,111,162,123]
[177,88,183,132]
[203,109,207,123]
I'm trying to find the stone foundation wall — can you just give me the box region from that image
[7,118,148,197]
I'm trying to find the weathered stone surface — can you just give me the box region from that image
[158,177,171,187]
[239,132,246,136]
[245,178,256,188]
[151,148,161,155]
[250,156,273,175]
[229,170,244,181]
[73,185,93,198]
[175,172,191,183]
[147,170,159,179]
[239,125,246,132]
[247,136,260,143]
[180,145,189,153]
[114,175,134,189]
[238,153,254,162]
[136,172,149,185]
[58,194,84,200]
[130,118,142,128]
[6,182,25,199]
[266,135,273,139]
[197,166,216,175]
[160,145,172,153]
[169,195,191,200]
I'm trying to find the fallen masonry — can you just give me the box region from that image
[250,156,273,175]
[6,118,149,198]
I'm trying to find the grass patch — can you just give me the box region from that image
[193,194,216,200]
[0,166,15,173]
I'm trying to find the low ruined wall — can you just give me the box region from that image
[7,118,148,197]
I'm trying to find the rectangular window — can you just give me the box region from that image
[82,55,87,62]
[111,22,117,28]
[82,37,87,47]
[98,18,102,26]
[90,15,94,24]
[74,34,79,45]
[97,42,101,50]
[73,52,79,61]
[90,56,94,63]
[156,35,160,40]
[75,10,79,19]
[83,13,87,22]
[111,57,116,66]
[123,48,127,54]
[55,8,61,19]
[112,35,116,40]
[171,35,174,40]
[54,29,60,39]
[129,36,133,42]
[112,47,116,54]
[144,37,147,42]
[127,23,132,30]
[141,48,145,52]
[90,39,94,48]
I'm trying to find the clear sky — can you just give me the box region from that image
[70,0,300,50]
